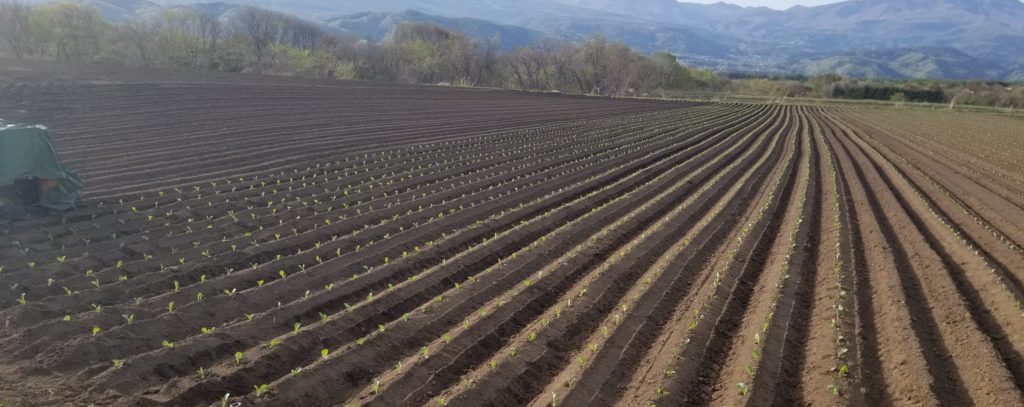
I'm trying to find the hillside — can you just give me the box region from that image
[320,10,547,50]
[24,0,1024,80]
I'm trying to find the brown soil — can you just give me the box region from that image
[1,60,1022,407]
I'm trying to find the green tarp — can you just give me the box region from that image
[0,118,82,211]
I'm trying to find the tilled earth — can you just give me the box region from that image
[1,60,1022,407]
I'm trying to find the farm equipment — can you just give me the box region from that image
[0,118,82,219]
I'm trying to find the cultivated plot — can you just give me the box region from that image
[1,77,1022,407]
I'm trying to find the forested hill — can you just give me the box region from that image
[17,0,1024,80]
[174,0,1024,80]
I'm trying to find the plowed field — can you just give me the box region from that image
[1,68,1022,407]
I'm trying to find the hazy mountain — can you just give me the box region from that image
[300,0,1024,79]
[321,10,548,50]
[30,0,1024,80]
[797,47,1007,79]
[22,0,163,21]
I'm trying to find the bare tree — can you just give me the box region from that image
[116,20,157,65]
[280,17,323,50]
[235,6,277,71]
[0,0,32,58]
[197,13,221,52]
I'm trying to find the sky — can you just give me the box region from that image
[680,0,842,9]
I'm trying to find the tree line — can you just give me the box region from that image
[0,1,721,97]
[1,1,1019,107]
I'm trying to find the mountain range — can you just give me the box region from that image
[32,0,1024,80]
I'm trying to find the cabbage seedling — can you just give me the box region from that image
[235,351,244,365]
[827,384,839,395]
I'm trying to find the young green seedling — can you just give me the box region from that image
[827,384,839,396]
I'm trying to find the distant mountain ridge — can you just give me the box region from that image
[26,0,1024,80]
[321,10,548,51]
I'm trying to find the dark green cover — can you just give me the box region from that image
[0,119,82,210]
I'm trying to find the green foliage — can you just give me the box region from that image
[268,43,333,78]
[28,2,108,61]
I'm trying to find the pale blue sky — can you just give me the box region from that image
[682,0,1024,9]
[681,0,842,10]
